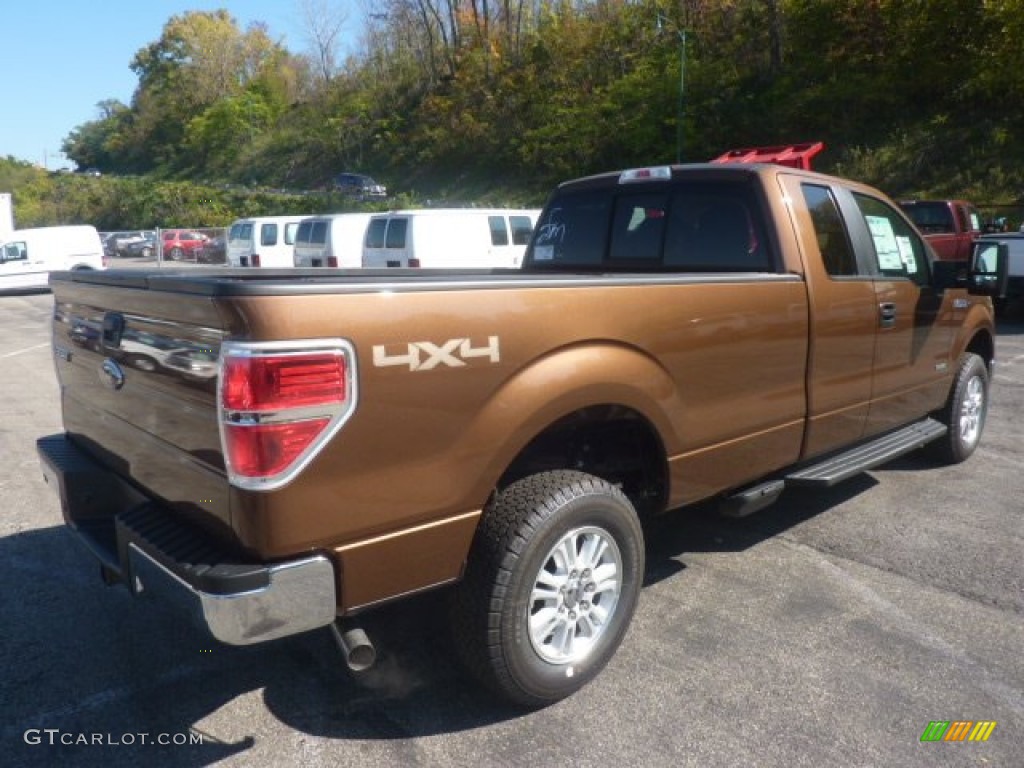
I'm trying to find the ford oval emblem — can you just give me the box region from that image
[100,358,126,390]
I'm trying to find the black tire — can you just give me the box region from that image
[452,470,644,707]
[169,247,184,261]
[929,352,989,464]
[140,246,153,259]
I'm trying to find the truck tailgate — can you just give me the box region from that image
[48,271,233,536]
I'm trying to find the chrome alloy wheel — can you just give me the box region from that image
[528,525,622,665]
[959,374,985,448]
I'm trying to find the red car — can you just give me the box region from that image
[162,230,209,261]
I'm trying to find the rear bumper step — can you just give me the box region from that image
[37,434,337,645]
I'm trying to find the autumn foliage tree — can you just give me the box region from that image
[56,1,1024,208]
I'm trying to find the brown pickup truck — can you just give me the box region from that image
[38,161,1007,707]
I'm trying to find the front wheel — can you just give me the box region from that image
[452,470,644,707]
[929,352,989,464]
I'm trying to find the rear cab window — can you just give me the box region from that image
[900,201,954,234]
[528,176,775,272]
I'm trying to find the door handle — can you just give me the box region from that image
[878,302,897,329]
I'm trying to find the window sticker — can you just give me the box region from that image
[534,244,554,261]
[866,215,904,271]
[896,236,917,274]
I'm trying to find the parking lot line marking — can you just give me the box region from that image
[0,343,49,359]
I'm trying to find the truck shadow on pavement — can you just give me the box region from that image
[642,473,880,587]
[0,470,904,765]
[0,525,530,767]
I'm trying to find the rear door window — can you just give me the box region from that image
[385,219,408,249]
[310,221,328,245]
[229,223,252,244]
[510,216,534,245]
[488,216,510,246]
[801,184,859,276]
[296,221,313,244]
[365,219,387,248]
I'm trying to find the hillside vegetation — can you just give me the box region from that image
[6,0,1024,228]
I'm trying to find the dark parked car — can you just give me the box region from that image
[333,173,387,200]
[125,232,157,259]
[106,230,156,258]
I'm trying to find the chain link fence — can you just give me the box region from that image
[99,228,228,266]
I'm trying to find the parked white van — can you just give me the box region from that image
[293,213,373,268]
[362,209,540,269]
[226,215,309,268]
[0,225,105,291]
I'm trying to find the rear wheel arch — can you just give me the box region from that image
[497,404,669,518]
[460,343,682,514]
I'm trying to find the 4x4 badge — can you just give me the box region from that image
[372,336,500,372]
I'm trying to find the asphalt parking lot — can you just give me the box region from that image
[1,289,1021,768]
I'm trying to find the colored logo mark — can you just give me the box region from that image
[920,721,996,742]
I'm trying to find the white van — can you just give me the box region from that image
[362,209,540,269]
[0,225,105,291]
[293,213,373,268]
[226,215,308,268]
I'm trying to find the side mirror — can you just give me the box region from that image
[967,240,1009,297]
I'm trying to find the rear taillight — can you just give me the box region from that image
[218,340,358,490]
[327,256,338,268]
[409,258,421,268]
[252,253,261,267]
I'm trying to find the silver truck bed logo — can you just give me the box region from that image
[372,336,500,372]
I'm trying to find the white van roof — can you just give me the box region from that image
[371,208,539,217]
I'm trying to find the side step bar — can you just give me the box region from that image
[785,418,946,487]
[721,418,947,516]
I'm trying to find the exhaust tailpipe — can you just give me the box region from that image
[331,621,376,672]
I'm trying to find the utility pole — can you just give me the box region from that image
[657,15,687,164]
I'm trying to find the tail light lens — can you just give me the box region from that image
[219,341,358,490]
[327,256,338,267]
[409,258,421,268]
[252,253,261,267]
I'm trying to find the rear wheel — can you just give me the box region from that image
[929,352,989,464]
[169,247,184,261]
[452,470,644,707]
